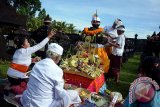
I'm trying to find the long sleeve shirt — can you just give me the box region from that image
[21,58,81,107]
[7,37,49,78]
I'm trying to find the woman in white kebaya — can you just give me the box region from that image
[7,30,55,86]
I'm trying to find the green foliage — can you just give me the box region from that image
[15,0,41,17]
[66,24,77,34]
[51,20,77,34]
[0,60,10,78]
[9,0,42,31]
[38,8,47,20]
[27,17,43,31]
[9,0,78,33]
[27,8,47,31]
[27,17,78,33]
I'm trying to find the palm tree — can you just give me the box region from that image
[51,20,78,34]
[60,21,68,32]
[27,17,42,31]
[66,24,77,34]
[51,20,57,31]
[54,21,68,32]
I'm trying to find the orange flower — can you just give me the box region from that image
[83,27,103,36]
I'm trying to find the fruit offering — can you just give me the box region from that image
[60,42,104,78]
[76,88,91,100]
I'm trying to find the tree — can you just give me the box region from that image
[51,21,77,34]
[38,8,47,20]
[9,0,41,17]
[27,18,42,31]
[51,20,58,31]
[53,21,67,32]
[5,0,42,31]
[66,24,77,34]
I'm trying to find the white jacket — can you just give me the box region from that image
[103,26,118,38]
[112,34,125,56]
[21,58,81,107]
[7,37,49,78]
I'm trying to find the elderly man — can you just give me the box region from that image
[21,43,81,107]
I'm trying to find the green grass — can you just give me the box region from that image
[0,60,10,78]
[106,54,140,98]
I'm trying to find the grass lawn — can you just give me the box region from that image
[0,60,10,78]
[106,54,140,98]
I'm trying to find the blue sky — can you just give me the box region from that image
[40,0,160,39]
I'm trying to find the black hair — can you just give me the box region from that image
[150,67,160,86]
[14,36,28,49]
[142,56,160,85]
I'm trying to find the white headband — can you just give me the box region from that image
[44,20,51,23]
[114,19,123,28]
[92,17,100,22]
[48,43,63,55]
[117,27,125,31]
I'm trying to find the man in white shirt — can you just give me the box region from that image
[106,25,125,83]
[103,18,123,40]
[21,43,81,107]
[103,19,123,58]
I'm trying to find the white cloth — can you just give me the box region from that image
[7,37,49,78]
[92,16,100,21]
[114,18,123,28]
[117,27,125,31]
[112,34,125,56]
[48,43,63,55]
[103,26,118,47]
[103,26,118,38]
[21,58,81,107]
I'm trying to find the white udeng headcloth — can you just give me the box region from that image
[92,16,100,22]
[48,43,63,55]
[92,13,100,22]
[117,27,125,31]
[114,18,123,28]
[103,26,118,38]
